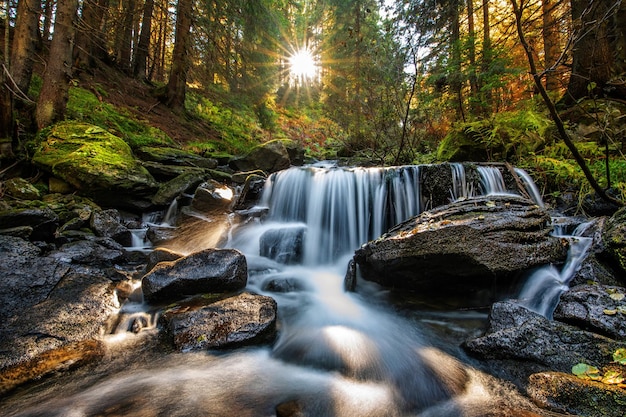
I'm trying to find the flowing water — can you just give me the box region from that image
[3,164,575,417]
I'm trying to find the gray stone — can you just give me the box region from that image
[141,248,248,303]
[352,195,567,294]
[90,209,132,246]
[259,226,305,264]
[554,284,626,340]
[163,292,277,351]
[464,300,625,373]
[230,140,291,174]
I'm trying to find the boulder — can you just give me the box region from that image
[151,171,208,206]
[190,180,234,214]
[352,195,567,295]
[0,206,59,242]
[0,235,123,389]
[259,226,305,264]
[89,209,132,246]
[602,206,626,277]
[230,140,291,174]
[464,301,625,373]
[48,238,126,267]
[554,284,626,340]
[141,248,248,303]
[528,371,626,417]
[161,292,277,351]
[144,247,183,274]
[232,171,267,210]
[3,178,41,200]
[32,122,158,210]
[134,146,218,169]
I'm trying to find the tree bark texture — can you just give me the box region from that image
[166,0,192,110]
[10,0,41,95]
[36,0,78,129]
[133,0,154,79]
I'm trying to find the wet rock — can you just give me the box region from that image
[190,180,234,214]
[3,177,41,200]
[135,146,218,170]
[528,371,626,417]
[145,224,178,246]
[0,340,105,395]
[90,209,132,246]
[259,226,305,264]
[162,292,277,351]
[284,140,305,166]
[0,206,59,242]
[261,276,308,293]
[144,247,183,274]
[230,140,291,174]
[554,284,626,340]
[233,171,266,210]
[352,195,567,295]
[464,300,625,373]
[141,248,247,303]
[151,171,208,206]
[0,245,120,383]
[602,206,626,278]
[49,238,126,266]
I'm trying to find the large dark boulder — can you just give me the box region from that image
[0,206,59,242]
[135,146,218,169]
[352,195,567,295]
[0,236,124,392]
[161,292,277,351]
[229,140,291,174]
[141,248,248,303]
[464,301,625,373]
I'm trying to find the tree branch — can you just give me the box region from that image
[510,0,623,207]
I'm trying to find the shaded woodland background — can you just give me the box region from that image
[1,0,625,200]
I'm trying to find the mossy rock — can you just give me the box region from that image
[602,206,626,276]
[135,146,218,169]
[33,122,158,208]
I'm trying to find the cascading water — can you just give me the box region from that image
[4,163,562,417]
[518,221,593,318]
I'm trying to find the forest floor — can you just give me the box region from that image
[74,65,221,148]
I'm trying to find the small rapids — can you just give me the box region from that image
[3,163,572,417]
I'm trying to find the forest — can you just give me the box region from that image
[1,0,626,203]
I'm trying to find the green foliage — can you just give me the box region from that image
[66,87,174,148]
[614,348,626,365]
[185,91,261,154]
[437,109,552,162]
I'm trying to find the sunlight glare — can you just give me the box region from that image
[289,48,318,80]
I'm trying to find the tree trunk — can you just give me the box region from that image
[10,0,41,95]
[75,0,109,69]
[165,0,192,110]
[42,0,53,42]
[467,0,479,115]
[117,0,136,72]
[450,0,465,121]
[542,0,561,91]
[481,0,493,113]
[564,0,616,102]
[36,0,78,129]
[133,0,154,79]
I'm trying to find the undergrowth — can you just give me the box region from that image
[66,87,174,149]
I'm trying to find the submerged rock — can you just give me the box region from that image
[141,248,247,303]
[162,292,277,351]
[259,226,305,264]
[352,195,567,296]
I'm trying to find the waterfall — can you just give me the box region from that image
[518,221,593,318]
[477,166,508,195]
[257,165,422,264]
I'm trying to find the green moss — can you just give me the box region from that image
[66,87,174,148]
[33,121,157,193]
